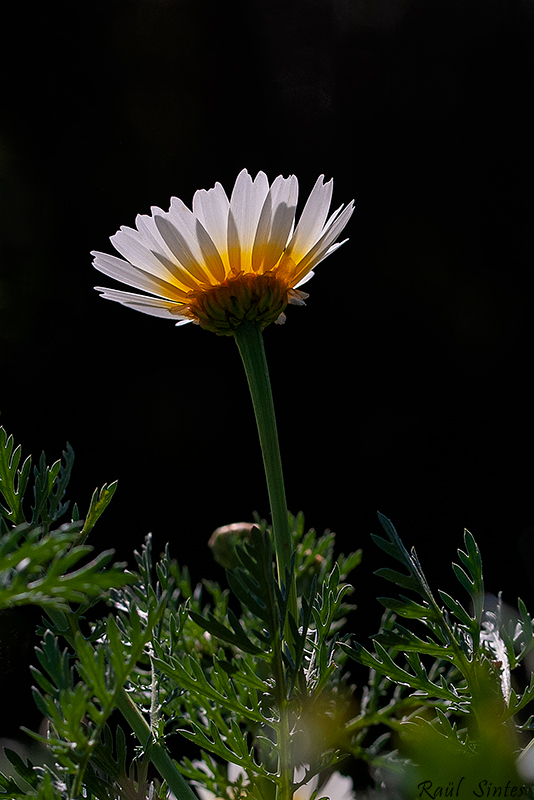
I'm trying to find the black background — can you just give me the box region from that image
[2,0,534,751]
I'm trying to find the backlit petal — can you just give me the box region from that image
[154,214,212,286]
[284,175,333,261]
[289,201,355,286]
[229,170,270,271]
[253,175,298,273]
[91,251,189,301]
[192,181,230,268]
[135,209,202,290]
[95,286,192,323]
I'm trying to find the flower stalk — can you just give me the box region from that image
[233,320,297,617]
[234,320,299,800]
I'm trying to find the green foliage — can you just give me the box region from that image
[0,427,74,532]
[340,512,534,792]
[0,428,139,798]
[0,521,134,610]
[2,426,534,800]
[0,427,133,612]
[23,595,167,797]
[0,427,32,527]
[105,515,361,800]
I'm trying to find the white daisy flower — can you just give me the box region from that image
[92,169,354,335]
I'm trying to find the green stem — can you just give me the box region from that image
[234,321,296,800]
[115,691,198,800]
[271,621,293,800]
[233,321,295,603]
[276,662,294,800]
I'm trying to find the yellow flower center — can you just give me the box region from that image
[184,271,291,335]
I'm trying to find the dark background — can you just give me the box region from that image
[2,0,534,751]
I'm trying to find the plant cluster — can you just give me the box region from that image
[1,426,534,800]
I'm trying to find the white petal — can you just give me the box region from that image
[285,175,334,260]
[91,251,189,301]
[94,286,191,323]
[192,181,230,263]
[251,189,273,272]
[293,767,318,800]
[154,214,211,285]
[194,218,226,282]
[110,226,178,280]
[227,764,247,783]
[290,201,355,285]
[229,169,270,270]
[166,195,227,282]
[253,175,298,273]
[167,197,210,265]
[318,772,355,800]
[323,203,344,229]
[99,205,206,294]
[135,209,177,260]
[294,270,314,288]
[227,208,241,274]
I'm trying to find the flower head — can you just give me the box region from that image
[92,169,354,335]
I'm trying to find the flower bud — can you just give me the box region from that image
[208,522,255,569]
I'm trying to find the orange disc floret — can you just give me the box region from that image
[186,271,291,335]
